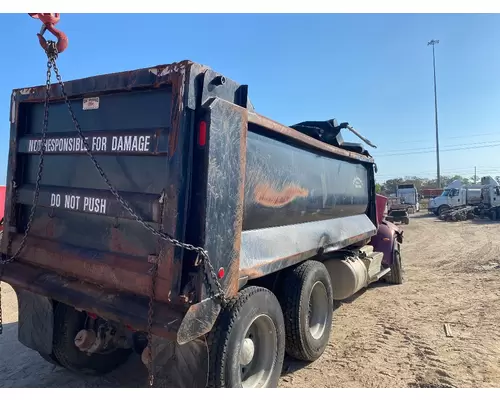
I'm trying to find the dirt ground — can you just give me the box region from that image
[1,214,500,388]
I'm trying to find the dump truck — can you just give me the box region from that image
[0,60,404,388]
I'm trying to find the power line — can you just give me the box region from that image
[373,139,500,155]
[373,131,500,146]
[374,142,500,157]
[376,170,500,178]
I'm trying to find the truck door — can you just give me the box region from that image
[450,188,461,207]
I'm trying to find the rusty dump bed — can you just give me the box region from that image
[1,60,377,342]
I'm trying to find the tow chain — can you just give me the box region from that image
[0,41,227,387]
[0,44,54,335]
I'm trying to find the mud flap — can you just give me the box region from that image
[176,297,221,345]
[150,334,209,388]
[16,288,54,355]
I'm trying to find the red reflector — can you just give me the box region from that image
[87,312,97,320]
[217,267,225,279]
[198,121,207,146]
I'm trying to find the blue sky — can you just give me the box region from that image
[1,13,500,184]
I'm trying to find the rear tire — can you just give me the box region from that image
[383,244,404,285]
[52,303,131,376]
[208,286,285,388]
[277,260,334,362]
[39,352,61,367]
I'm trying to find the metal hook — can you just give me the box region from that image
[29,13,68,54]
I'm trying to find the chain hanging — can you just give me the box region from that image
[0,41,226,387]
[0,42,57,335]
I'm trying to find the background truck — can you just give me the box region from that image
[0,60,404,388]
[395,183,420,213]
[428,180,482,216]
[477,176,500,220]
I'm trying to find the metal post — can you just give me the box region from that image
[428,39,440,188]
[474,166,477,184]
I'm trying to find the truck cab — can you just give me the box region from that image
[395,184,420,213]
[428,184,482,216]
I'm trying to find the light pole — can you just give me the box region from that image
[428,39,441,188]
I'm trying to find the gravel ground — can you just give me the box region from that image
[1,214,499,388]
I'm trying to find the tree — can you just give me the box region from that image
[382,178,404,194]
[375,183,382,193]
[381,174,472,190]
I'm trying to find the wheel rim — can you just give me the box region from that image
[308,281,329,340]
[240,314,277,388]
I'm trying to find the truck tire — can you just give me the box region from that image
[383,244,404,285]
[208,286,285,388]
[277,260,334,362]
[39,351,61,367]
[437,205,450,216]
[51,303,131,376]
[403,217,410,225]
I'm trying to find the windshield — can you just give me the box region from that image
[440,189,450,197]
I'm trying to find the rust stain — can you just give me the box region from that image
[254,183,309,208]
[109,227,144,257]
[1,261,183,340]
[9,235,172,303]
[226,107,248,298]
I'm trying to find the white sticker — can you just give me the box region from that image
[83,97,100,111]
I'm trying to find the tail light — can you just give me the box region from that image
[198,121,207,147]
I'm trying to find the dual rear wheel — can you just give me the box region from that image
[208,260,334,388]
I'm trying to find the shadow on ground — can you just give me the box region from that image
[470,219,500,225]
[410,213,435,219]
[0,321,314,388]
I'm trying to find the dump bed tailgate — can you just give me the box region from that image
[3,63,196,303]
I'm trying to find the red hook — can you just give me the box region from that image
[29,13,68,54]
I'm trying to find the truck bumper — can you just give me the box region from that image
[1,261,185,341]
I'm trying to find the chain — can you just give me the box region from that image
[146,192,164,387]
[50,60,226,307]
[48,52,227,385]
[0,44,56,335]
[0,45,226,389]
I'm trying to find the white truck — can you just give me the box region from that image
[428,180,482,216]
[478,176,500,220]
[395,184,420,213]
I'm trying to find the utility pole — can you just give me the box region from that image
[474,166,477,184]
[428,39,441,188]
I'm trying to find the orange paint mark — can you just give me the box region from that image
[254,183,309,208]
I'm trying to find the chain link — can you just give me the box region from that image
[146,192,164,387]
[0,45,57,335]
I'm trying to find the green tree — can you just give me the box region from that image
[381,174,473,190]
